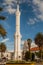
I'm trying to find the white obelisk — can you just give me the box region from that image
[14,4,22,60]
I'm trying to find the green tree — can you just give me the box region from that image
[27,39,32,59]
[0,43,7,58]
[34,32,43,59]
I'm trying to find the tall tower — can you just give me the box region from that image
[14,4,22,60]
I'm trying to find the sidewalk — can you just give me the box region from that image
[35,63,43,65]
[0,62,6,65]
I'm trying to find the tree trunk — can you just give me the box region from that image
[39,46,42,60]
[29,45,30,59]
[41,45,43,60]
[0,52,2,58]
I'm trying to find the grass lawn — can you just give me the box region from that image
[6,64,35,65]
[6,61,35,65]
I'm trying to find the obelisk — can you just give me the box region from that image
[14,4,22,60]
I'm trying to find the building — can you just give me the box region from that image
[0,51,14,60]
[30,47,39,52]
[22,40,38,53]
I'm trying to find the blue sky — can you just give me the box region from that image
[0,0,43,51]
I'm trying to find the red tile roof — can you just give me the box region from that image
[30,47,39,51]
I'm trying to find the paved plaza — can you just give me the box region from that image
[35,62,43,65]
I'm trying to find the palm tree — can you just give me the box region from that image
[27,39,32,59]
[0,7,3,11]
[34,32,43,59]
[0,43,7,58]
[0,24,7,38]
[0,7,7,58]
[0,24,7,57]
[27,39,32,52]
[0,7,6,20]
[0,7,7,38]
[0,25,7,58]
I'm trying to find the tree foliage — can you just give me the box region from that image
[27,39,32,57]
[25,51,30,61]
[0,16,6,20]
[34,33,43,47]
[31,53,35,61]
[0,24,7,38]
[34,32,43,59]
[0,7,6,20]
[0,7,3,12]
[0,43,6,52]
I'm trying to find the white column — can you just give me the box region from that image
[14,4,22,60]
[16,5,20,34]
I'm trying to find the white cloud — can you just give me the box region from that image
[5,5,16,14]
[3,0,30,14]
[33,0,43,21]
[37,14,43,21]
[27,18,36,25]
[4,0,30,5]
[3,0,43,20]
[3,0,17,14]
[8,50,14,52]
[21,40,24,45]
[0,38,9,43]
[4,0,16,5]
[27,17,39,25]
[31,41,37,48]
[5,0,28,4]
[33,0,40,5]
